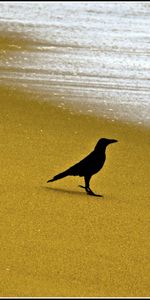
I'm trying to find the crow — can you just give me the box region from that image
[47,138,118,196]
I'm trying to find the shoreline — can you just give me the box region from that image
[1,80,150,129]
[0,85,149,297]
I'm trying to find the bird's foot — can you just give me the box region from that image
[79,185,86,189]
[79,185,103,197]
[86,188,103,197]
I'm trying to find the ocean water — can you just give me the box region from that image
[0,1,150,125]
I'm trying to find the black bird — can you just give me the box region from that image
[47,138,118,197]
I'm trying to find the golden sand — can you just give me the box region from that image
[0,85,149,297]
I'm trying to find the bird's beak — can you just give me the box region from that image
[109,139,118,144]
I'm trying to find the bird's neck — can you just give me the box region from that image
[94,144,107,153]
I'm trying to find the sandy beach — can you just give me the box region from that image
[0,85,149,297]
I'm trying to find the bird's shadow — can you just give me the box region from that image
[42,186,103,198]
[42,186,86,196]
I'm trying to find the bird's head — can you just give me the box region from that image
[94,138,118,151]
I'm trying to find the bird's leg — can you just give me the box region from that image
[84,176,96,196]
[78,176,91,192]
[84,176,103,197]
[79,177,103,197]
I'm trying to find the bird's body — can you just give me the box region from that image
[47,138,118,196]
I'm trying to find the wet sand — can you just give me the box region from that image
[0,85,149,297]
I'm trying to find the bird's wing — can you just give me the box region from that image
[66,151,94,176]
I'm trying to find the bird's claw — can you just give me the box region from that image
[86,189,103,197]
[79,185,86,189]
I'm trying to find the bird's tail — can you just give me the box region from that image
[47,169,70,183]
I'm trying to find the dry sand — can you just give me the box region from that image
[0,85,149,297]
